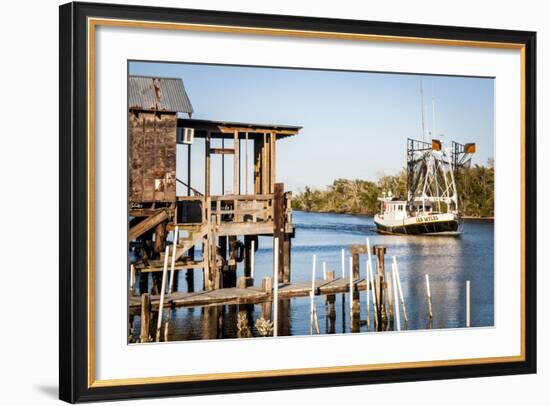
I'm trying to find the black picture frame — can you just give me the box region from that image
[59,1,537,403]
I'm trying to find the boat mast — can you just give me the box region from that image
[420,80,426,142]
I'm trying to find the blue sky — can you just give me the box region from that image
[129,61,494,194]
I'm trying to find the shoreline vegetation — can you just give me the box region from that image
[292,162,494,218]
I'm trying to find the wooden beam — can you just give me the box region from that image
[217,126,299,135]
[205,131,211,197]
[273,183,285,283]
[209,148,235,155]
[233,129,239,195]
[245,132,249,195]
[253,137,261,194]
[270,132,276,194]
[129,210,169,241]
[262,133,268,194]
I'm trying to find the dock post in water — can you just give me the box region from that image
[425,274,433,320]
[261,277,273,322]
[251,239,255,279]
[373,245,387,329]
[365,257,370,329]
[140,293,151,343]
[273,237,279,337]
[466,280,471,327]
[386,271,394,324]
[349,256,354,327]
[366,238,378,329]
[156,245,170,342]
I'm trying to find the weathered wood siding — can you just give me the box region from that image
[129,111,177,203]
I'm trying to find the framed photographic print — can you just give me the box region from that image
[59,2,536,403]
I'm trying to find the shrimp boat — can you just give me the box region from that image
[374,138,476,236]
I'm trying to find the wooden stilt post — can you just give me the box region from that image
[233,129,240,195]
[365,257,370,329]
[273,183,285,283]
[261,276,272,322]
[251,239,255,279]
[283,234,292,283]
[386,271,394,323]
[273,237,279,337]
[155,246,170,342]
[140,293,150,343]
[366,238,378,329]
[205,131,211,197]
[349,256,353,320]
[352,253,360,279]
[374,245,387,328]
[245,132,249,195]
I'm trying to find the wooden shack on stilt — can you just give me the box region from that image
[128,76,301,294]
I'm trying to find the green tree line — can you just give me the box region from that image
[292,162,494,218]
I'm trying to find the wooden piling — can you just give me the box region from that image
[140,293,150,343]
[352,253,360,279]
[373,245,387,328]
[273,237,279,337]
[283,234,292,284]
[251,239,255,278]
[365,258,370,329]
[273,183,285,283]
[386,271,394,323]
[244,236,252,278]
[261,276,273,322]
[245,132,249,195]
[349,256,353,319]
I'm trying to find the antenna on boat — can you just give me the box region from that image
[420,80,426,141]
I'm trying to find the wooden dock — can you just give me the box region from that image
[129,277,369,313]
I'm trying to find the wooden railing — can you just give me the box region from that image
[174,193,292,228]
[210,194,274,225]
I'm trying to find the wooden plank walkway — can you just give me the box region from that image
[130,277,371,312]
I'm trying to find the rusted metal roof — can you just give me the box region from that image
[128,76,194,115]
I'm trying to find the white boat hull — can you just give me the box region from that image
[374,212,461,235]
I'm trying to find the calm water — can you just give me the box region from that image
[130,211,494,342]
